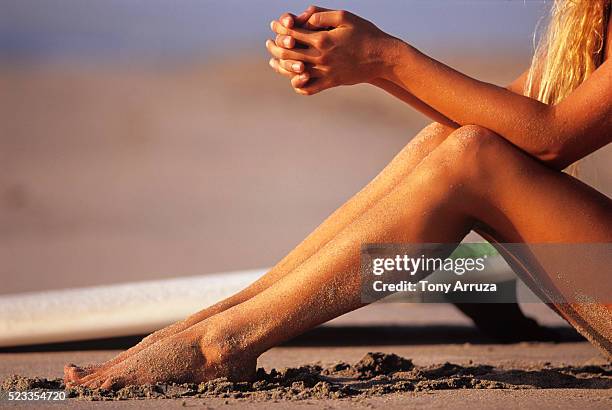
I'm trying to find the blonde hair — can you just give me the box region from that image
[525,0,610,174]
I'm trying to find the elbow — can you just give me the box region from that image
[535,148,558,163]
[533,138,575,170]
[537,148,566,170]
[531,147,561,168]
[531,107,568,170]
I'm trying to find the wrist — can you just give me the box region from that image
[378,36,412,83]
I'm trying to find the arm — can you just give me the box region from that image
[267,10,611,169]
[368,69,530,131]
[267,8,459,126]
[369,78,458,128]
[269,9,530,133]
[384,42,612,168]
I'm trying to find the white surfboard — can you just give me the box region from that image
[0,251,522,348]
[0,269,266,347]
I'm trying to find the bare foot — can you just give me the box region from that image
[64,309,216,384]
[69,319,256,389]
[64,323,181,384]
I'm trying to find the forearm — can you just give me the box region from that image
[370,78,459,129]
[381,40,560,164]
[269,10,609,168]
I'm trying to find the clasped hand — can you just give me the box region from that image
[266,6,397,95]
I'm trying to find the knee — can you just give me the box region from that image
[424,122,455,136]
[402,125,501,207]
[447,125,499,154]
[400,122,454,153]
[444,125,502,170]
[424,125,507,187]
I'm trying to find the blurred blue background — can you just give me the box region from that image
[1,0,548,62]
[1,1,552,294]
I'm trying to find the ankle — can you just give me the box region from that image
[193,314,259,380]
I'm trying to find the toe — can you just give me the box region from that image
[63,363,77,373]
[78,369,105,385]
[83,377,103,390]
[63,363,76,381]
[100,376,125,391]
[64,365,86,383]
[81,370,110,389]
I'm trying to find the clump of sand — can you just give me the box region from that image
[2,352,611,401]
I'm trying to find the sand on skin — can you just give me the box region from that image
[3,57,612,409]
[1,304,611,408]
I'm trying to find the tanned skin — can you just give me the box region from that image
[66,6,612,388]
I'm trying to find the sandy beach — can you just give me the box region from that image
[2,303,611,408]
[1,16,610,407]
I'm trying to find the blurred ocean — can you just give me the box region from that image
[1,0,549,63]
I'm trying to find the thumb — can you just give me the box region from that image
[307,10,349,29]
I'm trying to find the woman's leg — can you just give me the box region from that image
[80,125,612,389]
[66,122,456,382]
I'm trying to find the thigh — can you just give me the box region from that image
[443,126,612,356]
[460,130,612,243]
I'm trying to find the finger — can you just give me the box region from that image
[308,10,350,29]
[291,72,310,89]
[277,59,304,73]
[275,34,295,49]
[269,58,296,78]
[270,21,320,47]
[296,5,330,29]
[295,78,332,95]
[266,39,318,63]
[279,12,296,28]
